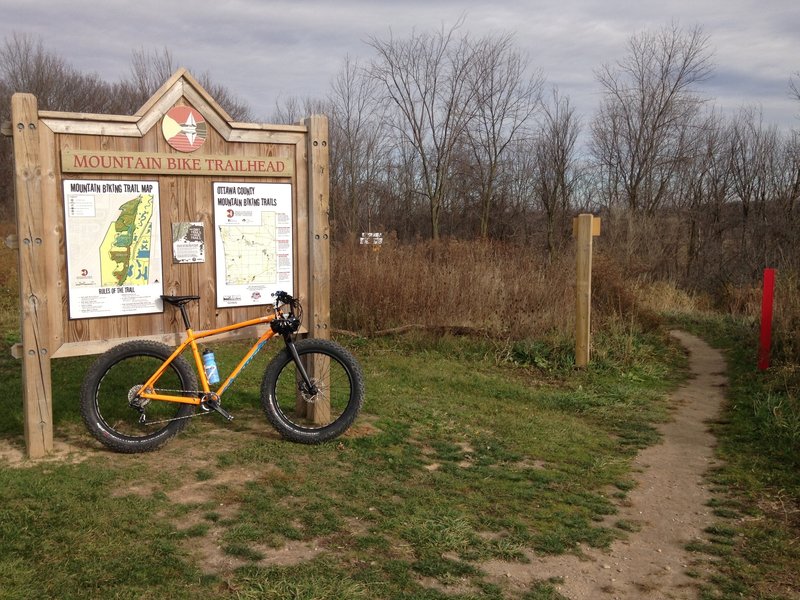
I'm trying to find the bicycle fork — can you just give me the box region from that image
[284,335,319,398]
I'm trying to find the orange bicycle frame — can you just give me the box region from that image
[138,313,280,405]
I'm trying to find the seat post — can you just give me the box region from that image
[161,295,199,329]
[179,304,192,330]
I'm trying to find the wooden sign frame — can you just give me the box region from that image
[6,69,330,458]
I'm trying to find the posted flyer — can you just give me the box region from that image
[63,179,163,319]
[213,182,293,308]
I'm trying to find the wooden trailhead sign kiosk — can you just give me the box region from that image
[6,69,331,458]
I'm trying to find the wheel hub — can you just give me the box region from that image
[300,380,322,404]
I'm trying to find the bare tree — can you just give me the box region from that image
[499,138,540,243]
[195,74,253,121]
[0,34,256,218]
[767,130,800,270]
[127,46,176,104]
[123,47,253,120]
[327,56,387,241]
[0,32,114,112]
[1,32,72,108]
[270,95,305,124]
[671,110,732,282]
[590,23,713,255]
[0,33,117,216]
[727,106,779,270]
[270,94,328,124]
[368,21,477,239]
[534,87,581,259]
[784,130,800,219]
[466,32,543,238]
[791,72,800,229]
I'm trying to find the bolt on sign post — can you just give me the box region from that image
[5,69,330,458]
[758,268,776,371]
[573,214,601,368]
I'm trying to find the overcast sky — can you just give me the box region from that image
[2,0,798,132]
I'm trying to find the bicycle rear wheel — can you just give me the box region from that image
[261,338,364,444]
[80,340,197,453]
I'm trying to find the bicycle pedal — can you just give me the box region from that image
[206,400,234,422]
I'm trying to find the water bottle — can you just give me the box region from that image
[202,349,220,384]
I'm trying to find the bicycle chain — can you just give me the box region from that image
[141,411,213,426]
[136,388,215,426]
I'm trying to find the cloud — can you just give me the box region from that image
[1,0,797,129]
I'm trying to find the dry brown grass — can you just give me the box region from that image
[330,239,713,340]
[332,239,582,339]
[631,279,711,315]
[772,270,800,365]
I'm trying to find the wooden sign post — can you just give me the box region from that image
[573,214,601,368]
[10,94,53,458]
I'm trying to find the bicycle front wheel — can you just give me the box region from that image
[261,338,364,444]
[80,340,198,453]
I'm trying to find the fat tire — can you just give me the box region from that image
[261,338,364,444]
[80,340,197,453]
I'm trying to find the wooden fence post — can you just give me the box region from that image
[573,214,600,368]
[11,93,53,458]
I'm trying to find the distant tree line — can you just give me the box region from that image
[299,22,800,291]
[2,25,799,293]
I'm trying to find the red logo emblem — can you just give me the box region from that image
[162,106,207,152]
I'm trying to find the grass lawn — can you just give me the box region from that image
[0,326,688,599]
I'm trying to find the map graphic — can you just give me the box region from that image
[63,180,163,319]
[218,212,277,285]
[100,194,154,286]
[213,182,293,308]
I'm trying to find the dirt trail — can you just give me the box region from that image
[484,330,727,599]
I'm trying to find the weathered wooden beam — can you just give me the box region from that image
[574,214,600,368]
[304,115,331,424]
[11,93,53,458]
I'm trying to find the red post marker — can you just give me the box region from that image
[758,268,776,371]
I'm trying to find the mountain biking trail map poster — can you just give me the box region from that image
[63,180,163,319]
[213,182,293,308]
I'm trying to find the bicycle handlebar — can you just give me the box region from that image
[270,291,302,335]
[272,290,295,307]
[272,290,303,319]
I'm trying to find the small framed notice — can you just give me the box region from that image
[172,222,206,263]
